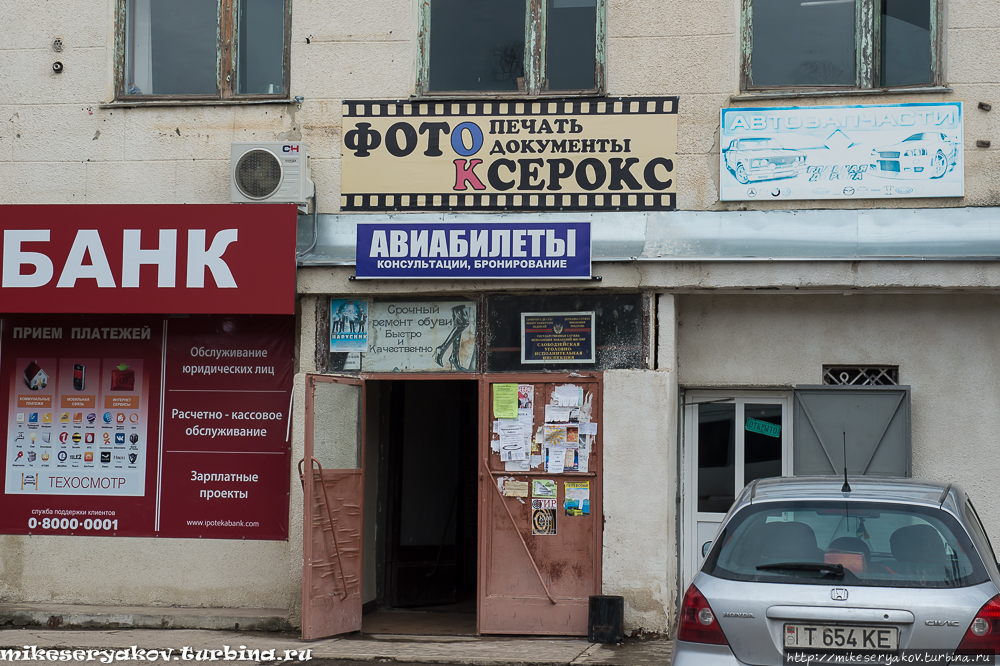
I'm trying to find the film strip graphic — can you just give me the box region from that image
[342,97,678,118]
[341,96,678,213]
[340,192,676,212]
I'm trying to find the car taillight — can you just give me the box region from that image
[677,583,729,645]
[956,594,1000,654]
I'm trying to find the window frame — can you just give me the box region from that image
[415,0,606,97]
[739,0,944,93]
[113,0,292,102]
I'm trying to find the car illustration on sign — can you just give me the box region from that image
[723,138,807,184]
[870,132,959,179]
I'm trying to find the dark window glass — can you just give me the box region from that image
[237,0,286,94]
[880,0,931,86]
[485,294,645,372]
[698,404,736,514]
[704,501,990,588]
[751,0,856,86]
[429,0,526,92]
[744,404,782,485]
[546,0,596,90]
[126,0,218,95]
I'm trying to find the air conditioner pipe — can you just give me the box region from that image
[297,183,319,259]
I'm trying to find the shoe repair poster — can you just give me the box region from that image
[720,102,963,201]
[0,315,293,539]
[362,301,477,372]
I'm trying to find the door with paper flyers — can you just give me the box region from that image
[480,373,602,635]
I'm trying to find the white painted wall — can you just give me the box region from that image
[602,369,676,634]
[0,0,996,211]
[676,293,1000,542]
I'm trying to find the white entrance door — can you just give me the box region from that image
[681,392,791,588]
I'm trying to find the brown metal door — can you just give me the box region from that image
[301,374,365,639]
[479,374,603,635]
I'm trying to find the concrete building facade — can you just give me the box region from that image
[2,0,1000,637]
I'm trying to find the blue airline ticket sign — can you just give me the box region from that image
[355,222,591,279]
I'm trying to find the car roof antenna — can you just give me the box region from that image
[841,431,851,493]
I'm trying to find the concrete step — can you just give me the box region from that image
[0,603,293,632]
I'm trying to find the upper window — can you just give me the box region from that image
[117,0,289,100]
[742,0,941,91]
[421,0,604,95]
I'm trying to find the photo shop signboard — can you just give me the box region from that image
[719,102,964,201]
[0,204,297,539]
[340,97,678,212]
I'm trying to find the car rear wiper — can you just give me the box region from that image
[757,562,845,576]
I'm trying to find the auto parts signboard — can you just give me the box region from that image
[720,102,963,201]
[341,97,678,212]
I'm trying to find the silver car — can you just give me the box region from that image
[672,477,1000,665]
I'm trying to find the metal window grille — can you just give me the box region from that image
[822,366,899,386]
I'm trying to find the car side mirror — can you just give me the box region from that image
[702,541,713,557]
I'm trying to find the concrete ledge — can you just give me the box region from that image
[0,604,294,632]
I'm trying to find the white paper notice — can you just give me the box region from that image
[344,352,361,370]
[499,421,526,461]
[545,405,571,423]
[579,422,597,436]
[506,460,530,471]
[553,385,581,406]
[530,454,543,468]
[577,452,589,473]
[548,446,566,474]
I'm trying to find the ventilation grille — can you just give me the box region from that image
[823,366,899,386]
[234,149,282,199]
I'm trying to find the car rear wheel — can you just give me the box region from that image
[735,163,750,184]
[931,151,948,178]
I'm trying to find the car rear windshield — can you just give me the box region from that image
[703,500,990,588]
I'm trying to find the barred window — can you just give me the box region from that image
[823,366,899,386]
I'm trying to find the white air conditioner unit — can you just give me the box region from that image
[230,142,313,204]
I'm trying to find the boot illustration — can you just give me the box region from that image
[435,305,471,370]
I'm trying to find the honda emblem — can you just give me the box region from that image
[831,588,849,601]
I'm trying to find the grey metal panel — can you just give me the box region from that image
[295,211,646,265]
[296,207,1000,265]
[792,386,911,477]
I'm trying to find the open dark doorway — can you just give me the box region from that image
[363,379,479,635]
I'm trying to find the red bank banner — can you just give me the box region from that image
[0,314,293,539]
[0,204,297,314]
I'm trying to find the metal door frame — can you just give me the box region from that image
[479,372,603,636]
[304,370,604,636]
[302,373,366,640]
[680,390,792,588]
